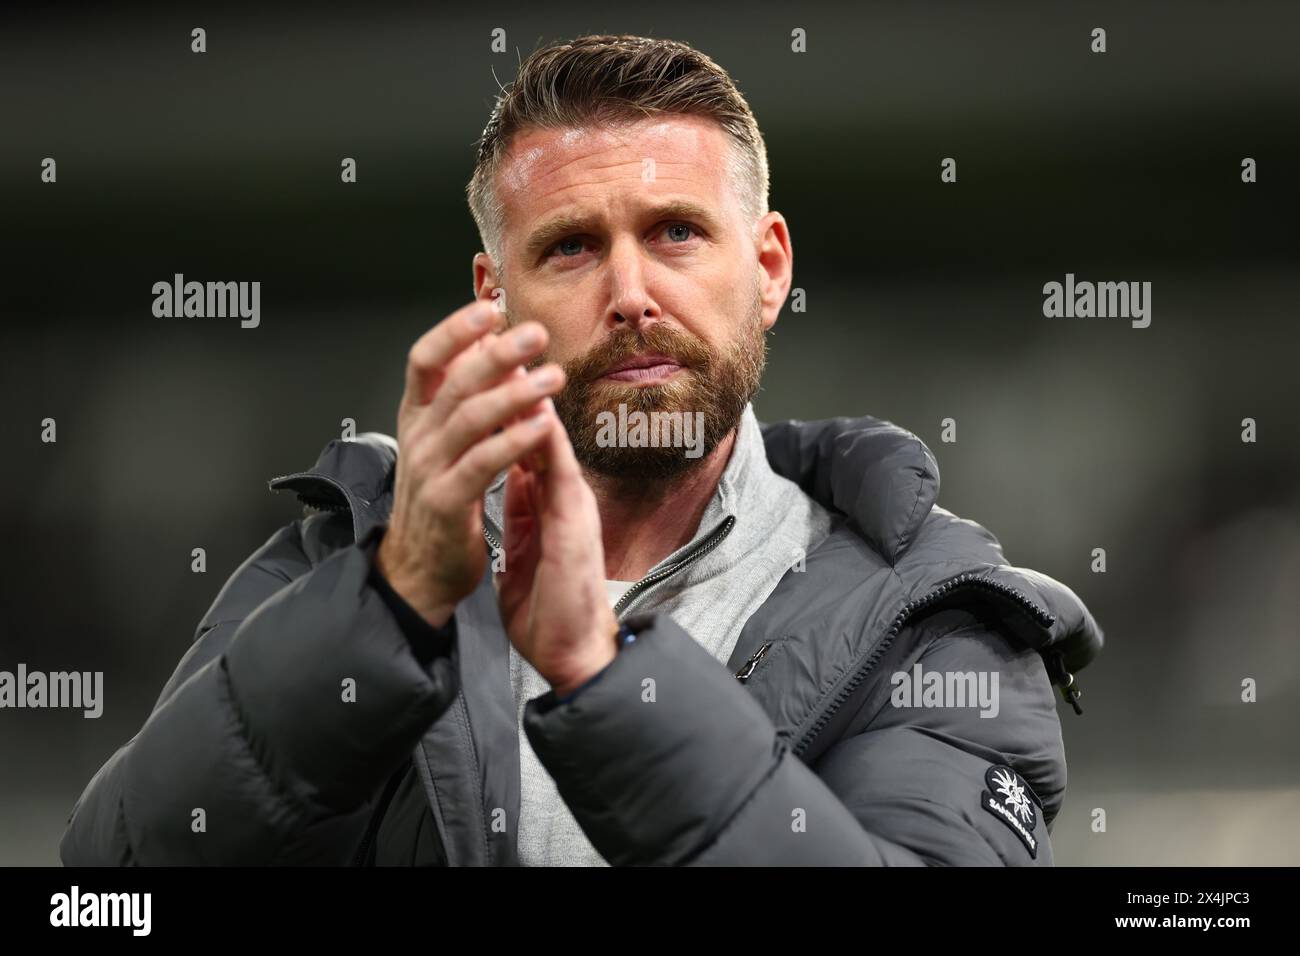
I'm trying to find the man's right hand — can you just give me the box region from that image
[375,299,566,629]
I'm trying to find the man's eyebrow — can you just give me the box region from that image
[523,214,594,260]
[522,200,723,260]
[651,200,722,232]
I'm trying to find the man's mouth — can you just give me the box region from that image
[599,353,685,384]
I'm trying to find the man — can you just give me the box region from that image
[61,34,1102,867]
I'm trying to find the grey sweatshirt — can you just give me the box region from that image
[483,403,833,865]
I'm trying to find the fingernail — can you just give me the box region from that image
[530,367,561,391]
[528,410,550,428]
[467,306,491,329]
[514,326,542,353]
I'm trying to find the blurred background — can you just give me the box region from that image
[1,1,1297,865]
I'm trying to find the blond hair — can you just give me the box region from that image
[466,34,770,269]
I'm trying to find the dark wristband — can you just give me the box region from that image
[364,531,455,667]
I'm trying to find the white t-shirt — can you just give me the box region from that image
[604,579,636,608]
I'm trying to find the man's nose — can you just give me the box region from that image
[604,237,662,332]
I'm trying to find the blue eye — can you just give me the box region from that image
[556,237,584,256]
[665,224,694,242]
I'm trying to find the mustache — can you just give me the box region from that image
[561,325,713,384]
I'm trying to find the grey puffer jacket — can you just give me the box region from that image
[59,415,1102,866]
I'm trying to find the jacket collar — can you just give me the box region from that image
[759,416,1101,674]
[268,416,1101,674]
[758,416,939,565]
[268,431,398,543]
[269,417,937,565]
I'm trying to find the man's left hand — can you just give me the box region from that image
[495,399,619,697]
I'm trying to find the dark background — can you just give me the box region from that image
[2,1,1297,864]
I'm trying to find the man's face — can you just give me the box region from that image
[475,114,788,480]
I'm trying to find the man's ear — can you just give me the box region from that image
[755,212,793,331]
[472,252,508,328]
[472,252,498,302]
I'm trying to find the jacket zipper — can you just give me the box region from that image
[612,515,736,618]
[268,471,353,509]
[482,514,736,622]
[268,472,362,537]
[483,521,503,562]
[791,572,1078,759]
[735,640,773,683]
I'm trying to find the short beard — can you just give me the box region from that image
[550,293,766,484]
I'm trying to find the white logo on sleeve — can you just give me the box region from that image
[990,767,1035,824]
[979,764,1041,859]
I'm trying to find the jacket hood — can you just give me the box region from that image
[269,416,1103,679]
[759,416,1104,677]
[759,416,940,564]
[268,431,398,544]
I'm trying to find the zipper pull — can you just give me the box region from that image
[1058,672,1083,715]
[735,641,773,683]
[1046,651,1083,715]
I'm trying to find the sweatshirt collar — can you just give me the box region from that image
[481,403,772,576]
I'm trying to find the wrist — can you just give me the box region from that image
[374,533,456,630]
[551,642,618,699]
[550,614,622,698]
